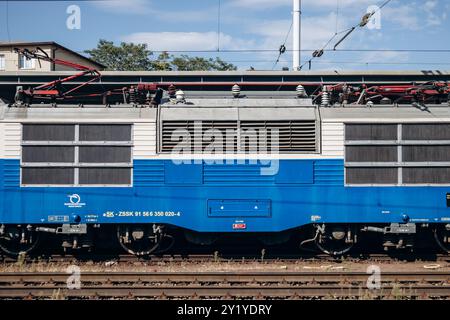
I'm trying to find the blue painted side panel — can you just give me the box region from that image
[1,158,450,232]
[0,160,3,190]
[276,161,313,184]
[133,161,164,186]
[203,162,275,185]
[208,199,271,217]
[2,159,20,188]
[165,162,203,185]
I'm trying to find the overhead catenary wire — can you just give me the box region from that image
[217,0,221,51]
[333,0,393,50]
[298,0,344,70]
[76,49,450,53]
[11,0,433,69]
[2,58,450,66]
[300,61,450,66]
[335,0,340,35]
[272,21,293,70]
[3,57,450,66]
[299,0,393,70]
[298,27,355,70]
[1,0,446,71]
[5,0,11,43]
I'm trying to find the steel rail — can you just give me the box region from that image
[0,286,448,299]
[0,271,448,299]
[0,271,449,283]
[1,253,449,264]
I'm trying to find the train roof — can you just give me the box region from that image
[2,99,450,123]
[1,70,449,88]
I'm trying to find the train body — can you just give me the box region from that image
[1,82,450,256]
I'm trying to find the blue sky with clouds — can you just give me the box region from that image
[1,0,449,71]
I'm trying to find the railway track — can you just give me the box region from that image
[0,271,449,299]
[1,252,449,264]
[0,251,450,263]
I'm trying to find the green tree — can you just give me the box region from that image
[171,55,237,71]
[85,40,153,71]
[210,57,238,71]
[86,40,237,71]
[151,51,172,71]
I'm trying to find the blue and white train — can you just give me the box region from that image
[1,86,450,256]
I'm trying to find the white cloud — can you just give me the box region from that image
[383,1,444,30]
[91,0,153,15]
[228,0,374,9]
[119,9,385,70]
[247,13,343,50]
[424,0,442,26]
[116,0,444,70]
[424,0,437,10]
[361,50,410,62]
[92,0,217,22]
[306,0,376,8]
[228,0,290,9]
[122,31,254,52]
[156,10,217,23]
[383,5,421,30]
[215,12,349,70]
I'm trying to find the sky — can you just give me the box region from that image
[1,0,449,71]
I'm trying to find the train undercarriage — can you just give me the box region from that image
[0,222,449,258]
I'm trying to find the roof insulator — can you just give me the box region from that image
[360,13,372,27]
[312,49,324,58]
[176,89,185,103]
[296,85,307,98]
[232,84,241,98]
[321,91,330,106]
[380,97,392,104]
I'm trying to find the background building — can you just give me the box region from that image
[0,41,105,72]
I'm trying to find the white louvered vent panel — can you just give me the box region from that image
[133,122,157,158]
[0,123,4,158]
[322,122,344,157]
[3,123,21,158]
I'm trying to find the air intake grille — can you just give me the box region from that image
[161,120,318,153]
[240,120,317,152]
[161,121,238,153]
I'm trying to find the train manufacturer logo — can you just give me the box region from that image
[64,194,86,208]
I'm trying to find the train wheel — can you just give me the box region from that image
[116,224,164,256]
[314,224,356,256]
[433,225,450,253]
[0,225,40,257]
